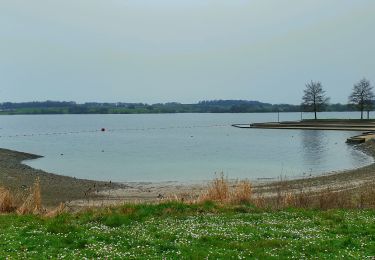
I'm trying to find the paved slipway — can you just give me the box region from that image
[1,141,375,208]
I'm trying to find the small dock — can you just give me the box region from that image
[232,120,375,131]
[346,132,375,144]
[232,120,375,143]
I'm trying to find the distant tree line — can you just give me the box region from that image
[1,79,374,116]
[301,78,374,119]
[0,99,361,115]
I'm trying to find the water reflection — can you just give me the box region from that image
[299,130,328,175]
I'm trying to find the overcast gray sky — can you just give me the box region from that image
[1,0,374,104]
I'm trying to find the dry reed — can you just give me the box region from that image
[198,174,253,204]
[17,178,43,215]
[2,175,375,216]
[45,203,66,218]
[195,174,375,210]
[0,187,15,213]
[198,173,230,203]
[231,180,252,204]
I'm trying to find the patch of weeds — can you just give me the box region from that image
[103,213,131,227]
[62,233,88,249]
[255,239,288,248]
[201,200,216,211]
[320,210,344,223]
[156,242,178,253]
[46,214,78,234]
[233,203,258,213]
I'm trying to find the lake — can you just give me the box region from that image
[0,112,372,182]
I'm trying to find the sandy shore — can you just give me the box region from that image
[0,141,375,208]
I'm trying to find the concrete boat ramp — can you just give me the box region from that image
[232,120,375,144]
[346,132,375,144]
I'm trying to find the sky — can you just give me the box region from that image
[0,0,374,104]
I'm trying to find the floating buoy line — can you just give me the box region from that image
[0,124,228,139]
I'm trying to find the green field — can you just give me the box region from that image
[0,202,374,259]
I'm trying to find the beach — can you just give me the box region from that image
[0,141,374,208]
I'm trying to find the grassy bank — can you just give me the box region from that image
[0,202,374,259]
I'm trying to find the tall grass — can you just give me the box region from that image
[0,187,15,212]
[198,173,252,204]
[264,181,375,210]
[17,178,43,215]
[2,175,375,216]
[231,180,252,204]
[199,173,230,202]
[0,178,65,216]
[196,175,375,210]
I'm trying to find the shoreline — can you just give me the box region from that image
[0,148,125,207]
[1,141,375,208]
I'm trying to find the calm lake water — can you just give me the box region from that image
[0,112,372,182]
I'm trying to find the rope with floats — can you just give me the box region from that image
[0,124,229,139]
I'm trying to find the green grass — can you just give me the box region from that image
[1,202,375,259]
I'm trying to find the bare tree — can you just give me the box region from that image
[302,81,329,120]
[349,78,374,119]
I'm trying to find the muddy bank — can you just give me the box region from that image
[0,148,125,207]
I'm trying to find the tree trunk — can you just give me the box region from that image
[314,101,317,120]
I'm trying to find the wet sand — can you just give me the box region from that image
[0,141,374,208]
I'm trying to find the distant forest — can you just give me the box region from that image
[0,100,358,115]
